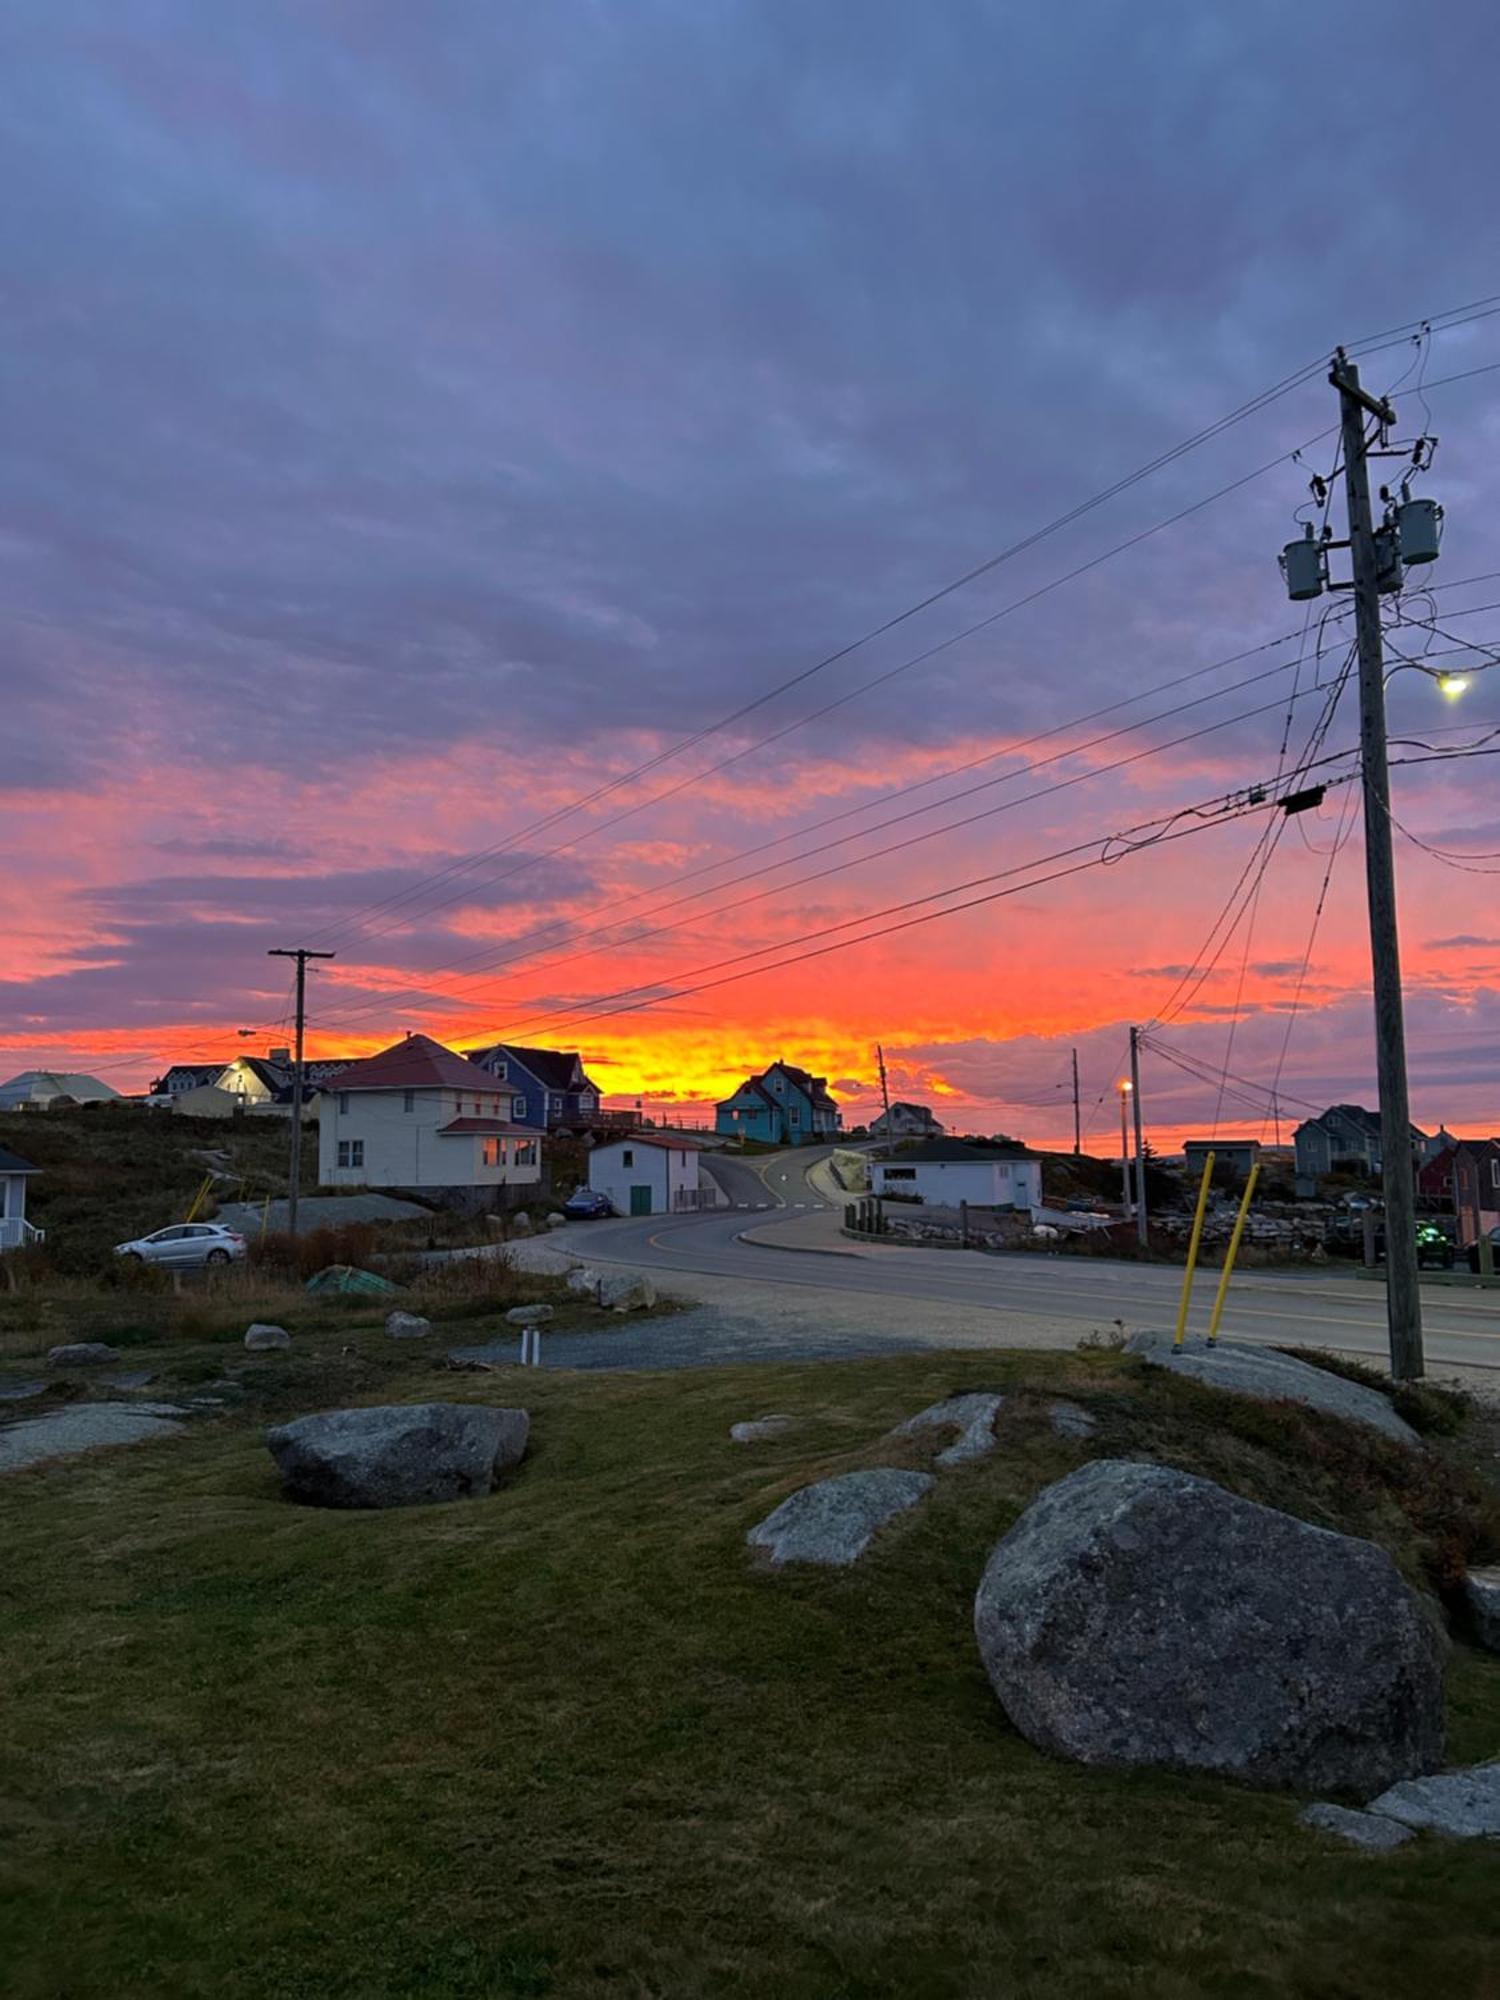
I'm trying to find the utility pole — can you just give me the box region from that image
[875,1043,892,1148]
[1071,1047,1081,1156]
[1129,1024,1147,1246]
[1118,1082,1132,1217]
[267,947,335,1238]
[1331,352,1424,1380]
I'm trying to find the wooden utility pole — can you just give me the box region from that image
[267,947,335,1238]
[1129,1025,1147,1246]
[1071,1047,1081,1156]
[1331,352,1424,1379]
[875,1043,892,1147]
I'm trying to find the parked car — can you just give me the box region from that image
[114,1222,247,1268]
[561,1189,615,1220]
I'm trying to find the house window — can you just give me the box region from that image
[338,1092,350,1114]
[482,1138,503,1168]
[623,1149,634,1167]
[403,1090,414,1113]
[1492,1159,1500,1190]
[492,1060,508,1079]
[549,1094,562,1112]
[513,1096,527,1120]
[680,1151,688,1165]
[515,1140,537,1166]
[884,1167,916,1182]
[337,1139,364,1169]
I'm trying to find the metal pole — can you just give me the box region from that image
[1119,1087,1132,1216]
[1130,1026,1147,1247]
[1071,1047,1081,1156]
[1174,1151,1215,1347]
[268,947,335,1240]
[1206,1161,1261,1345]
[1332,353,1424,1379]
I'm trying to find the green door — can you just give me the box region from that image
[630,1184,653,1216]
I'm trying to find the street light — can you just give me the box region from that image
[1119,1080,1133,1218]
[1436,672,1470,700]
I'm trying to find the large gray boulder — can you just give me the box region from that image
[267,1402,529,1509]
[1127,1333,1419,1447]
[894,1392,1003,1466]
[244,1323,291,1351]
[974,1460,1444,1794]
[599,1272,657,1313]
[385,1311,432,1340]
[505,1303,555,1326]
[748,1468,934,1567]
[565,1267,601,1300]
[1366,1762,1500,1838]
[45,1343,122,1368]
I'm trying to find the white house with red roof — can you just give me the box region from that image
[587,1133,707,1216]
[317,1034,542,1196]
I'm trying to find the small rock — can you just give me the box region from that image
[545,1212,567,1230]
[747,1468,935,1567]
[244,1324,292,1351]
[1047,1399,1098,1439]
[1366,1762,1500,1838]
[566,1267,601,1299]
[45,1343,121,1369]
[385,1310,433,1340]
[599,1272,657,1313]
[894,1392,1004,1466]
[510,1212,533,1235]
[1462,1567,1500,1653]
[505,1304,555,1326]
[267,1402,530,1509]
[1299,1803,1414,1852]
[730,1414,798,1444]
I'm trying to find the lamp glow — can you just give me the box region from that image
[1436,672,1471,700]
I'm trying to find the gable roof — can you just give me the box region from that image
[0,1070,122,1108]
[767,1060,837,1109]
[0,1146,40,1174]
[465,1042,594,1091]
[595,1132,705,1153]
[881,1138,1035,1163]
[327,1034,493,1094]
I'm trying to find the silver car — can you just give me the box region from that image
[114,1222,247,1269]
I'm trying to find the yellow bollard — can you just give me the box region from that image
[1206,1162,1262,1346]
[1173,1152,1215,1347]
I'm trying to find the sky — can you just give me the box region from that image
[3,0,1500,1149]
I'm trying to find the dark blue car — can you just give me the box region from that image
[562,1188,615,1220]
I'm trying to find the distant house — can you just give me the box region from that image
[715,1062,842,1145]
[0,1146,42,1251]
[870,1101,944,1141]
[1183,1138,1261,1181]
[1419,1136,1500,1248]
[464,1043,601,1129]
[318,1034,541,1196]
[589,1134,707,1216]
[152,1062,230,1101]
[872,1138,1041,1214]
[1294,1105,1428,1180]
[0,1070,121,1113]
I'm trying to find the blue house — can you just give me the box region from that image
[464,1043,602,1130]
[715,1061,841,1146]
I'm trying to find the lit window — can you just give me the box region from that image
[482,1138,503,1168]
[516,1140,537,1166]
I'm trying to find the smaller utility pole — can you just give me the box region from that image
[1129,1025,1147,1246]
[875,1043,892,1147]
[1118,1082,1133,1217]
[267,947,335,1238]
[1071,1047,1081,1156]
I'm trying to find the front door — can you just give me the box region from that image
[630,1184,652,1216]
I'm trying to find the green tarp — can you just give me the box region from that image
[303,1264,398,1297]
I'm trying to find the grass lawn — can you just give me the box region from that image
[1,1336,1497,1998]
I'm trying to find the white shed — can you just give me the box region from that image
[589,1135,704,1216]
[873,1140,1042,1214]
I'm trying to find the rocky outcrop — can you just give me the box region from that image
[1366,1762,1500,1838]
[244,1324,292,1351]
[1126,1333,1420,1447]
[894,1392,1003,1466]
[974,1460,1444,1793]
[267,1402,529,1509]
[1298,1802,1414,1851]
[1462,1567,1500,1653]
[1046,1400,1098,1439]
[505,1304,555,1326]
[748,1468,934,1567]
[566,1267,602,1300]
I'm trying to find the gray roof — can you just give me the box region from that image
[0,1070,121,1109]
[0,1146,40,1173]
[882,1138,1034,1163]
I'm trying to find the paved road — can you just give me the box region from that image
[550,1146,1500,1376]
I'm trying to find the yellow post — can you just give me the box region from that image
[184,1173,213,1223]
[1206,1162,1261,1346]
[1173,1151,1215,1347]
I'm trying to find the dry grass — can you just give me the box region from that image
[0,1340,1497,1997]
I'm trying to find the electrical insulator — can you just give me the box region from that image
[1279,525,1325,602]
[1396,495,1443,565]
[1375,523,1404,595]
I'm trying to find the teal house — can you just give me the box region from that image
[715,1062,841,1146]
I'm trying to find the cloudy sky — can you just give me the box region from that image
[3,0,1500,1143]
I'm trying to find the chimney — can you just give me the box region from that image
[268,1047,291,1065]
